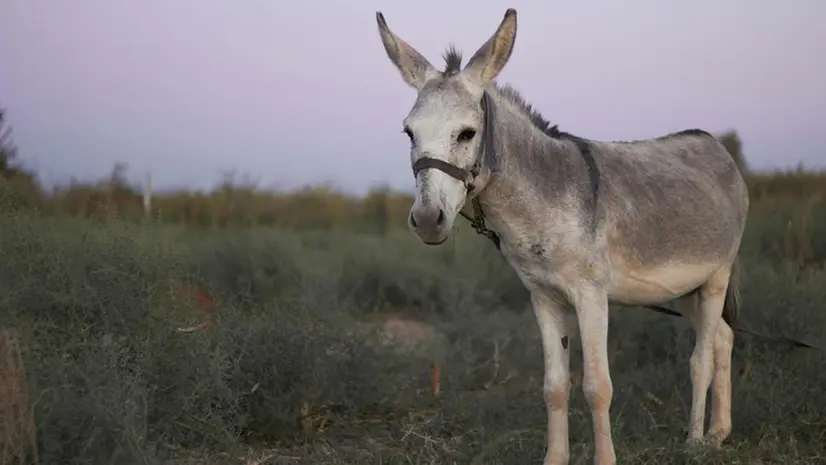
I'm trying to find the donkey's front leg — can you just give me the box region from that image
[531,291,574,465]
[573,285,616,465]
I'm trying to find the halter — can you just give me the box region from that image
[410,92,501,250]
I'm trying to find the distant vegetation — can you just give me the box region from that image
[0,106,823,234]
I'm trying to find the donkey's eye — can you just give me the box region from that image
[457,128,476,142]
[403,127,415,144]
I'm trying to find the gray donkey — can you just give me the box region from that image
[375,8,749,465]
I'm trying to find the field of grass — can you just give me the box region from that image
[1,195,825,465]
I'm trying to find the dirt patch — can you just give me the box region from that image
[375,314,445,353]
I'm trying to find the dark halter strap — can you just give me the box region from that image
[411,92,501,250]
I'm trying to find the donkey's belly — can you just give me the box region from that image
[606,261,721,306]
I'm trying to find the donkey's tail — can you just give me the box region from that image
[722,256,741,327]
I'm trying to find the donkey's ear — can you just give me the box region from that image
[376,12,439,90]
[464,9,518,83]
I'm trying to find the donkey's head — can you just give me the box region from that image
[376,9,518,245]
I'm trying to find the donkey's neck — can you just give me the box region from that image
[476,88,592,248]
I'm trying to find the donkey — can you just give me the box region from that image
[375,8,749,465]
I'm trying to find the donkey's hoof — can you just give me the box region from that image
[704,428,731,448]
[684,437,708,452]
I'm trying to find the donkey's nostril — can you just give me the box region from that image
[436,209,445,226]
[409,212,418,229]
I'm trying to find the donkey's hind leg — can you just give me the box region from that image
[673,265,732,446]
[706,319,734,445]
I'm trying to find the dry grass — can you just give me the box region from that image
[0,328,38,465]
[0,186,824,464]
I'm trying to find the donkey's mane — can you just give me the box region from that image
[442,45,463,77]
[494,83,568,139]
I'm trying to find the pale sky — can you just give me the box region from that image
[1,0,824,194]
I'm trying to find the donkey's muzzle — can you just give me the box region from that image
[409,204,448,244]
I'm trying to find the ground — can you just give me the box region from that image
[0,204,824,465]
